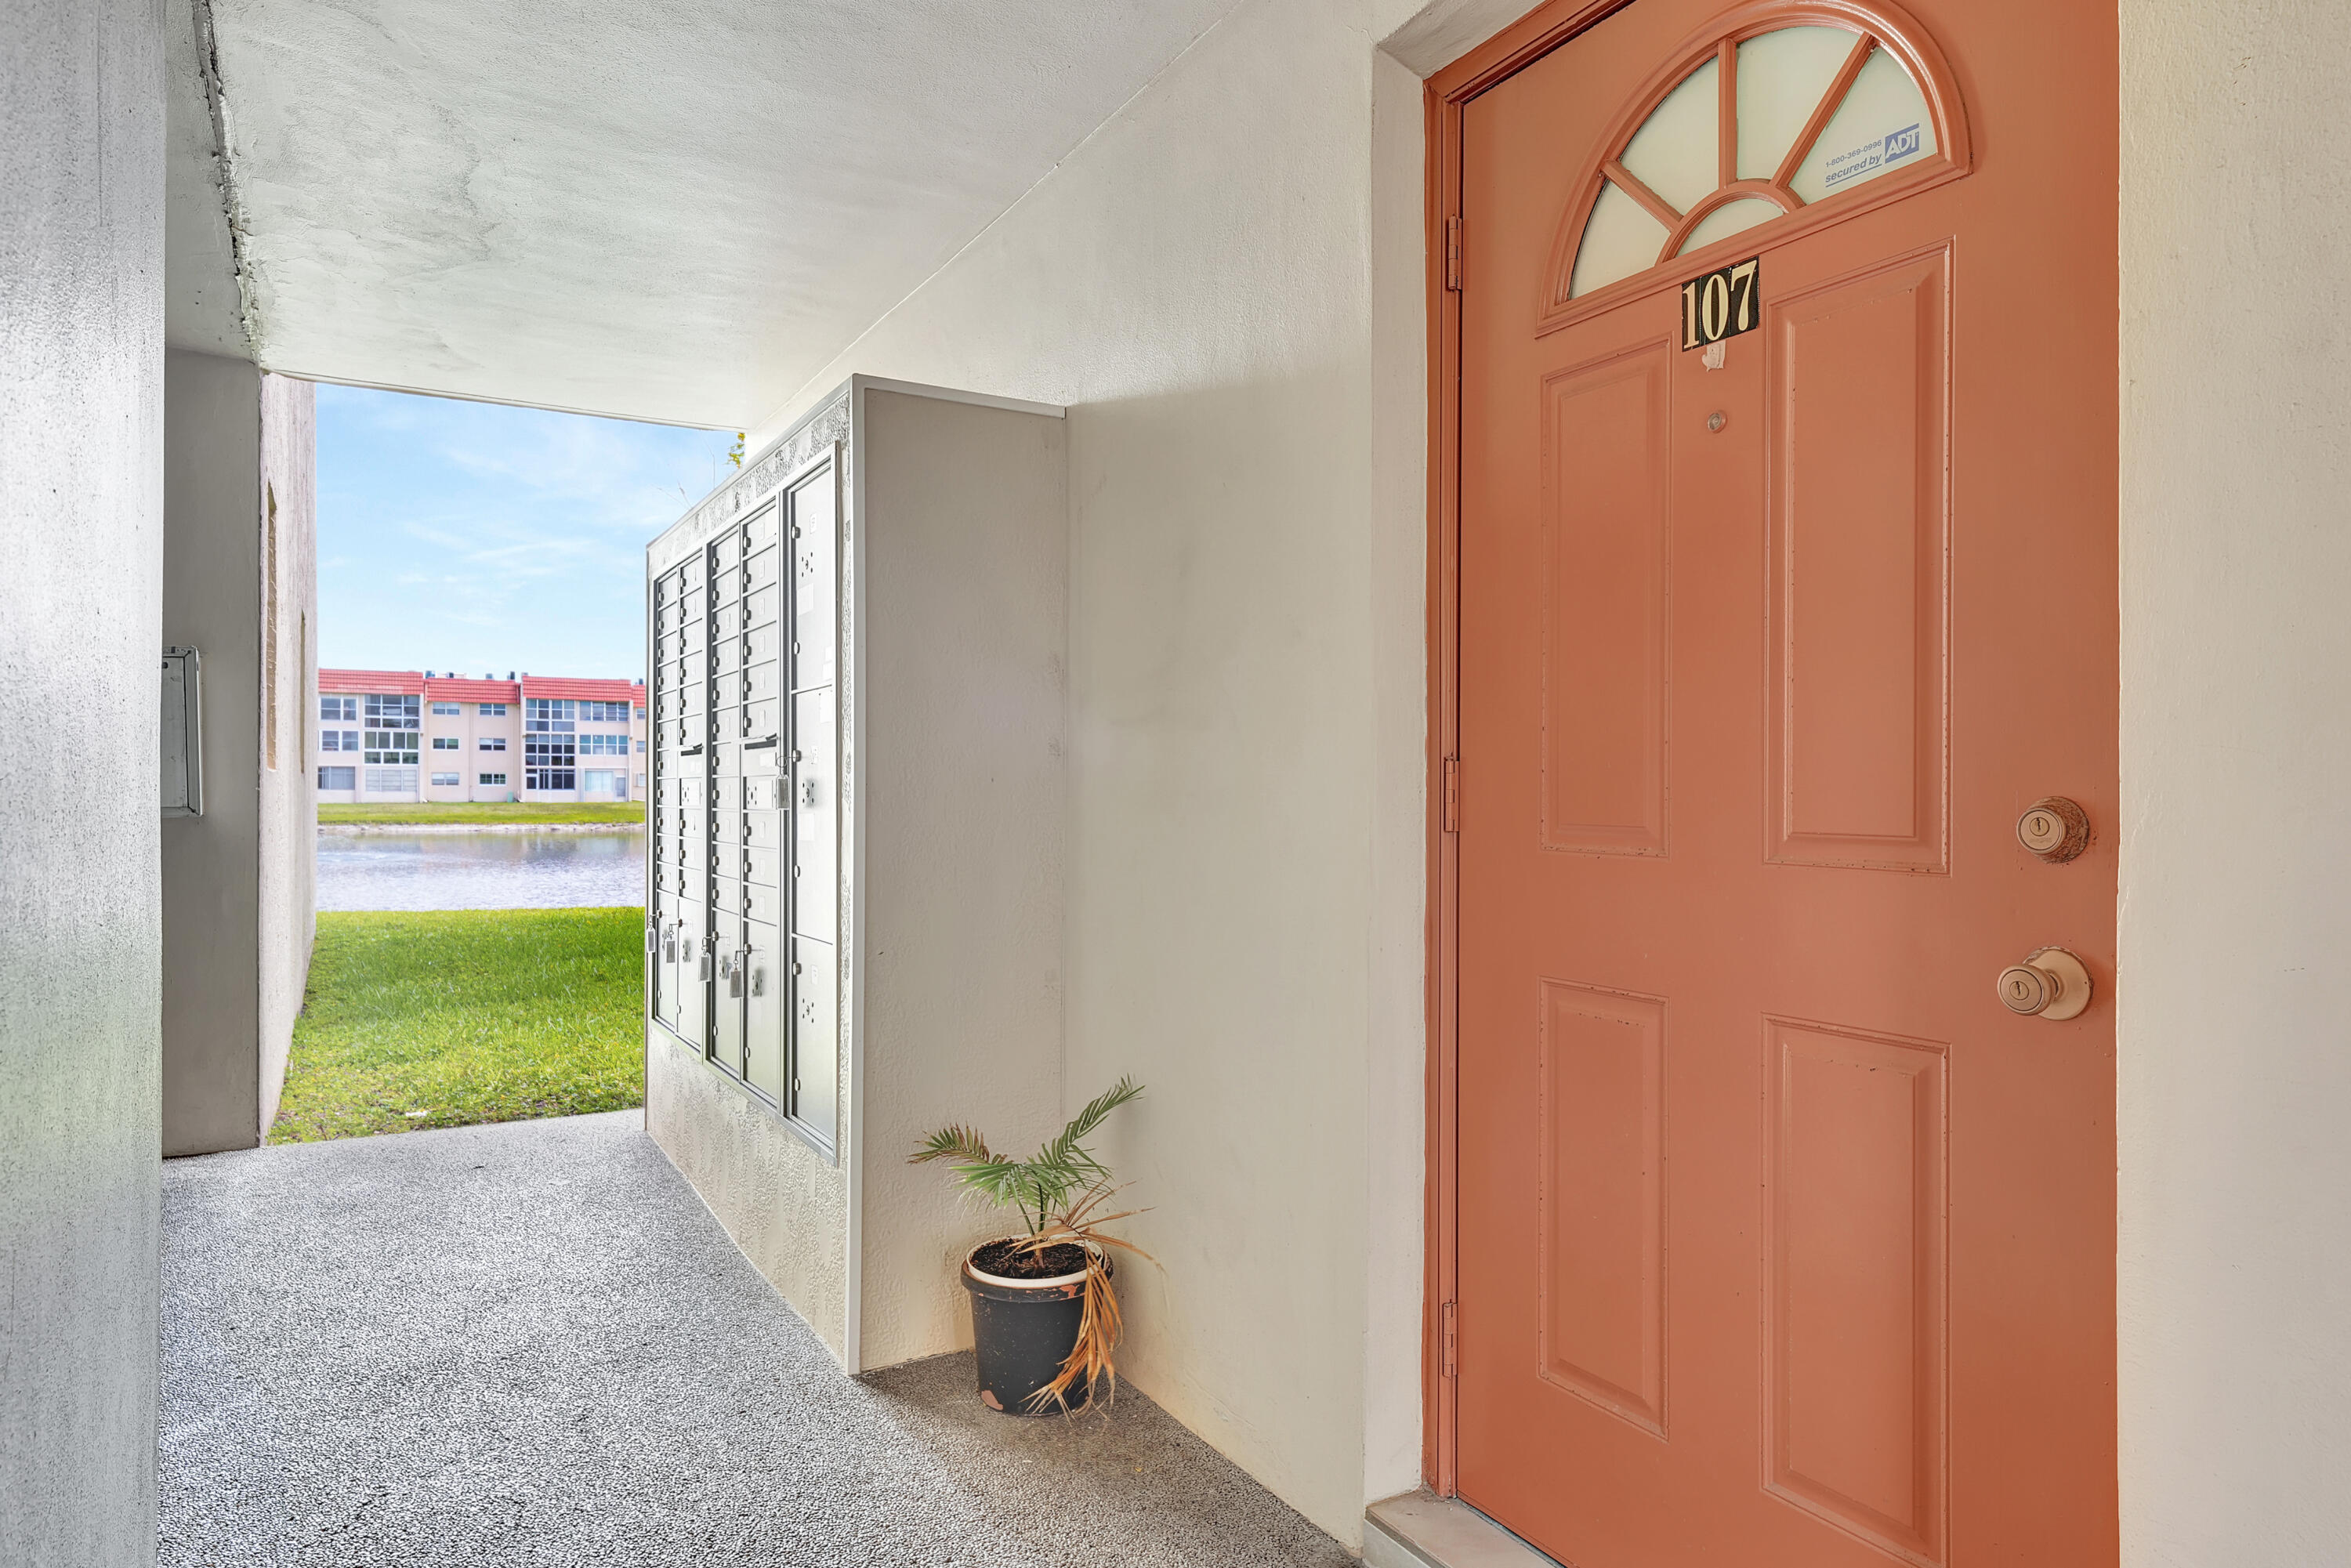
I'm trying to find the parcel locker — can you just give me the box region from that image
[641,377,1066,1367]
[646,464,839,1149]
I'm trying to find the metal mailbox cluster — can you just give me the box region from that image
[647,458,839,1150]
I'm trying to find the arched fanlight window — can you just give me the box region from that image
[1540,0,1969,333]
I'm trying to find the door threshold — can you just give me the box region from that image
[1363,1492,1567,1568]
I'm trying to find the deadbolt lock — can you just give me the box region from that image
[2016,796,2091,863]
[1996,946,2092,1020]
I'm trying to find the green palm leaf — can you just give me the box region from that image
[906,1077,1144,1235]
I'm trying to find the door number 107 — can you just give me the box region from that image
[1680,256,1761,351]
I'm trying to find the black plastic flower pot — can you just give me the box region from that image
[960,1240,1109,1415]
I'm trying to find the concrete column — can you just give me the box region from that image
[0,2,167,1563]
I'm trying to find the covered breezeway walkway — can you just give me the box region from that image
[161,1113,1353,1567]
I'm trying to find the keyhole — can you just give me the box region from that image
[1706,411,1728,433]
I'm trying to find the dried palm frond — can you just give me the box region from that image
[1014,1178,1157,1414]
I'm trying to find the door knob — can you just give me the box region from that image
[2015,796,2091,863]
[1996,947,2092,1020]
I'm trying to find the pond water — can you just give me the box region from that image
[317,831,647,912]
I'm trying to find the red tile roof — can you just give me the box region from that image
[320,670,643,706]
[317,668,424,695]
[520,676,645,704]
[424,677,521,702]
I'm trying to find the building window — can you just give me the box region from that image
[525,697,575,732]
[321,696,357,722]
[362,693,421,763]
[430,772,461,787]
[579,731,631,756]
[524,733,576,791]
[1548,17,1954,316]
[318,766,355,790]
[480,701,508,716]
[635,773,647,788]
[431,701,462,715]
[432,736,460,750]
[579,700,632,723]
[364,766,417,794]
[636,705,647,721]
[479,736,507,751]
[321,731,341,752]
[479,772,508,786]
[636,738,647,753]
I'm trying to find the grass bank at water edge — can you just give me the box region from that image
[271,907,643,1143]
[319,802,645,827]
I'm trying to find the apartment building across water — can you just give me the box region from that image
[316,669,647,804]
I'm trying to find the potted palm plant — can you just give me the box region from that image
[910,1077,1147,1414]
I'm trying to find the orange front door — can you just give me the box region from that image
[1452,2,2117,1563]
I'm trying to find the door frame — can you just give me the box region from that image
[1422,0,1644,1497]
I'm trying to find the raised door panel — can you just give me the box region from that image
[1763,1017,1947,1566]
[1765,244,1950,871]
[1541,343,1672,857]
[1538,981,1668,1435]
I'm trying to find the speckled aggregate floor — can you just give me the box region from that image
[161,1110,1355,1567]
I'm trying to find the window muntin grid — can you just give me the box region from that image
[1554,8,1957,310]
[362,693,420,764]
[524,732,577,791]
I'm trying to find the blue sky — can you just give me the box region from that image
[316,385,740,680]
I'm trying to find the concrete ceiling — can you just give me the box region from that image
[171,0,1241,427]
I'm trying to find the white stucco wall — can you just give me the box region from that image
[161,357,313,1155]
[1364,44,1430,1509]
[258,372,317,1136]
[0,2,166,1562]
[647,1026,853,1360]
[2119,2,2351,1562]
[746,0,1415,1543]
[853,389,1070,1371]
[163,350,267,1155]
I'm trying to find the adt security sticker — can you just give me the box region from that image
[1823,123,1923,190]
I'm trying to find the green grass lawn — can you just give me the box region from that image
[318,801,646,827]
[270,907,644,1143]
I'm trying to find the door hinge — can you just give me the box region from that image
[1440,1299,1458,1378]
[1444,216,1463,292]
[1442,755,1461,834]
